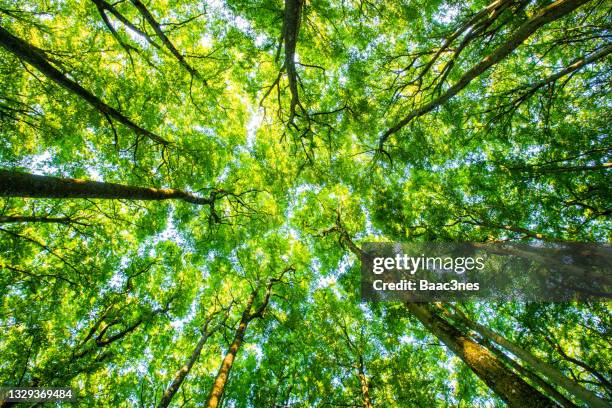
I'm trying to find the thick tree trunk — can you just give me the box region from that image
[283,0,303,122]
[484,340,578,408]
[331,226,556,406]
[0,216,82,225]
[0,170,214,205]
[0,26,168,146]
[406,303,558,407]
[380,0,592,145]
[448,306,608,408]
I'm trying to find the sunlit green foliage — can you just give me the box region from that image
[0,0,610,406]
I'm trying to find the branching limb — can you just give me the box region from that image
[0,26,169,147]
[379,0,592,148]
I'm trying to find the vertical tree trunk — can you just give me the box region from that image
[406,303,558,407]
[357,357,373,408]
[158,310,228,408]
[447,305,608,408]
[205,292,256,408]
[283,0,304,122]
[204,271,288,408]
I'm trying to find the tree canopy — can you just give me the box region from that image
[0,0,610,406]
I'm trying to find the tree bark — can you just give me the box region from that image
[0,170,214,205]
[158,310,229,408]
[0,215,85,225]
[406,303,558,407]
[357,357,373,408]
[484,339,578,408]
[283,0,304,122]
[205,271,288,408]
[448,305,608,408]
[380,0,592,146]
[0,26,168,146]
[157,332,212,408]
[129,0,203,81]
[205,291,256,408]
[326,223,558,407]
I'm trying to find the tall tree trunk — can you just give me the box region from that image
[0,26,168,146]
[283,0,304,122]
[406,303,558,408]
[157,332,211,408]
[484,339,578,408]
[447,305,608,408]
[330,224,557,407]
[0,170,215,205]
[205,271,288,408]
[357,357,373,408]
[158,310,229,408]
[380,0,592,145]
[205,292,256,408]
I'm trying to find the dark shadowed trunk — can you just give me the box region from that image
[283,0,303,122]
[0,170,215,205]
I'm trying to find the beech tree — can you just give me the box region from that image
[1,0,610,407]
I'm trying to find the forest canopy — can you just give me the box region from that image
[0,0,610,406]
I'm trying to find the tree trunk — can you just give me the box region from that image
[0,215,84,225]
[324,221,560,406]
[205,292,256,408]
[0,26,168,146]
[380,0,592,145]
[448,305,608,408]
[484,339,578,408]
[406,303,558,408]
[357,357,373,408]
[157,316,223,408]
[204,271,288,408]
[0,170,214,205]
[283,0,304,122]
